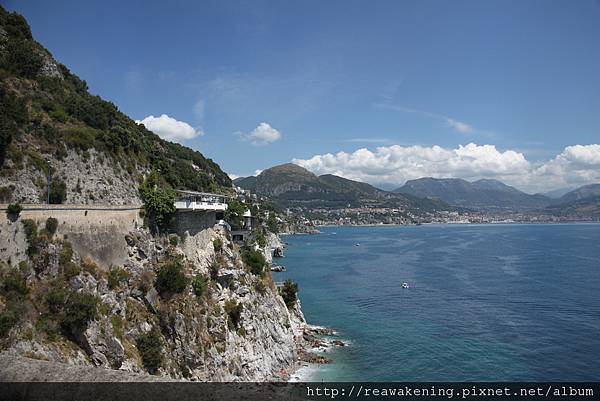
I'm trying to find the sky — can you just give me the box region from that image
[4,0,600,193]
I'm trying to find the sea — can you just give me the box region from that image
[273,224,600,381]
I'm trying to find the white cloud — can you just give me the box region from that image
[193,100,205,120]
[376,104,475,135]
[136,114,203,142]
[293,143,600,193]
[446,118,473,134]
[254,169,263,176]
[228,173,241,180]
[239,122,282,146]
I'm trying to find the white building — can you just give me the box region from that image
[174,190,229,212]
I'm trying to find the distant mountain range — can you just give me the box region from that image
[234,164,450,213]
[236,166,600,217]
[394,178,600,215]
[393,177,550,211]
[545,184,600,217]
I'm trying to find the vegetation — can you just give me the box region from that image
[192,274,208,297]
[48,176,67,204]
[1,268,29,296]
[108,266,130,290]
[154,257,188,297]
[139,170,176,232]
[267,213,279,233]
[242,248,267,275]
[21,219,39,256]
[168,234,178,246]
[45,217,58,236]
[136,326,163,374]
[0,263,29,338]
[279,280,298,309]
[42,281,98,341]
[0,6,231,195]
[255,232,267,248]
[224,199,245,229]
[6,203,22,216]
[60,292,98,338]
[224,299,243,329]
[212,238,222,253]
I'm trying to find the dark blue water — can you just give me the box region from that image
[275,224,600,381]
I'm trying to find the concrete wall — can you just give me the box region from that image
[0,204,143,269]
[171,210,218,237]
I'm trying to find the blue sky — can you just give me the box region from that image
[5,0,600,192]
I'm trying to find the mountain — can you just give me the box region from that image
[544,184,600,218]
[541,187,576,199]
[0,6,231,204]
[554,184,600,204]
[234,163,450,212]
[394,177,551,211]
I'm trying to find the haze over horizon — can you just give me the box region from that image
[5,0,600,193]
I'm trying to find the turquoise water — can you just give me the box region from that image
[275,224,600,381]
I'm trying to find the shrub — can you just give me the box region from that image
[49,177,67,204]
[255,232,267,248]
[224,199,245,229]
[60,292,98,339]
[21,219,37,242]
[107,267,130,290]
[21,219,39,256]
[0,309,18,338]
[168,235,178,247]
[192,274,208,297]
[279,280,298,309]
[154,260,188,297]
[58,242,73,268]
[139,170,175,232]
[45,217,58,235]
[136,326,163,374]
[243,248,266,275]
[267,213,279,234]
[6,203,22,216]
[209,261,220,281]
[224,299,243,329]
[212,238,222,253]
[63,262,81,280]
[81,257,99,276]
[110,315,124,339]
[1,268,29,297]
[45,281,68,314]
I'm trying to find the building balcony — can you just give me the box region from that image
[174,190,229,212]
[174,201,228,211]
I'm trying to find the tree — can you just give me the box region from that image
[137,326,163,374]
[45,217,58,235]
[49,177,66,204]
[280,280,298,309]
[192,274,208,297]
[224,299,243,329]
[224,199,245,229]
[267,213,279,234]
[243,248,266,275]
[154,259,188,297]
[139,170,176,232]
[6,203,22,216]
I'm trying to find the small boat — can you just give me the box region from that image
[355,243,360,246]
[270,265,286,272]
[401,282,409,289]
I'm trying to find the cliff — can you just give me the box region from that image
[0,6,231,205]
[0,208,310,381]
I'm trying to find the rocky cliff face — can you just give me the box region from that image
[0,215,307,381]
[0,149,142,205]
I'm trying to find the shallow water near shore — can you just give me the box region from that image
[275,224,600,381]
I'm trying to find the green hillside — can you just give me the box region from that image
[0,6,230,203]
